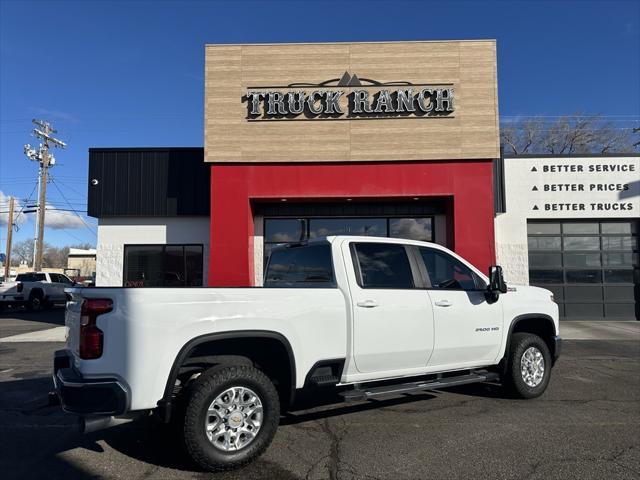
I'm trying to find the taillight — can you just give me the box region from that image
[79,298,112,359]
[17,283,24,293]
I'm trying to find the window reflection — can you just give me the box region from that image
[390,218,432,241]
[310,218,387,238]
[264,245,334,287]
[354,243,414,289]
[264,216,435,266]
[265,219,304,243]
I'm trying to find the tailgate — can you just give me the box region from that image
[0,282,20,299]
[64,289,84,354]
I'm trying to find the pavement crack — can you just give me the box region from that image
[320,418,341,480]
[318,417,352,480]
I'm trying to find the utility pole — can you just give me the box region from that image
[24,119,66,271]
[3,196,15,280]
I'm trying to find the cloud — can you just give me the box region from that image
[30,107,79,123]
[389,218,432,241]
[43,205,86,230]
[0,191,28,227]
[623,21,639,37]
[1,192,91,231]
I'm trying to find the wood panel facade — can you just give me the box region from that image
[205,40,499,163]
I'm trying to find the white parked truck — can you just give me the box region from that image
[0,271,75,311]
[53,236,561,471]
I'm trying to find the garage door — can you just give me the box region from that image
[528,220,639,320]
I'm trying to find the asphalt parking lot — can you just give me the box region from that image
[0,308,638,480]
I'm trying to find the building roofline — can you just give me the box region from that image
[89,147,203,152]
[205,39,496,47]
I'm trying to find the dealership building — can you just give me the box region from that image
[87,40,639,321]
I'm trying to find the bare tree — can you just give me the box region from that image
[501,114,639,155]
[10,240,94,268]
[42,245,68,268]
[11,239,34,266]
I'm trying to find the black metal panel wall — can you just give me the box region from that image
[87,148,209,217]
[493,147,506,214]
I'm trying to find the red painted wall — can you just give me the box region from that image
[209,161,495,286]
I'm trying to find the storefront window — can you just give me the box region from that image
[528,237,561,250]
[263,216,434,266]
[265,219,304,243]
[563,253,601,267]
[563,223,599,234]
[390,218,432,242]
[309,218,387,238]
[563,236,600,251]
[124,244,203,287]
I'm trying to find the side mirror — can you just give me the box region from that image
[488,265,507,294]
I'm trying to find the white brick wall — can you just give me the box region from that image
[96,217,210,286]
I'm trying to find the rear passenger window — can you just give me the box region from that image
[353,243,414,289]
[264,244,335,288]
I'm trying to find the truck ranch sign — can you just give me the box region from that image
[244,72,454,121]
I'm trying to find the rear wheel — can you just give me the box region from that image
[503,332,552,399]
[182,365,280,471]
[26,291,44,312]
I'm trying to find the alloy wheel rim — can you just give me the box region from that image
[204,386,263,452]
[520,346,545,387]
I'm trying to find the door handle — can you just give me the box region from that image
[357,300,379,308]
[434,300,452,307]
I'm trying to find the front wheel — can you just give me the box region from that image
[503,332,552,399]
[182,365,280,471]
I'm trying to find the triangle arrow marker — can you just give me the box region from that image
[532,186,538,191]
[531,166,537,172]
[348,74,362,86]
[338,71,352,86]
[533,205,539,210]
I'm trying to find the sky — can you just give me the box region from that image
[1,0,639,250]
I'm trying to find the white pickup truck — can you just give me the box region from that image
[0,271,75,311]
[54,236,560,471]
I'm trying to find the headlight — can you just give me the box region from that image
[550,293,555,303]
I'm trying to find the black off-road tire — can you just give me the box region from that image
[26,291,44,312]
[182,365,280,472]
[503,332,552,399]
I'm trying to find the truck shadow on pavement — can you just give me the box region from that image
[1,374,503,479]
[0,374,448,478]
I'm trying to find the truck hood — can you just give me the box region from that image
[507,283,554,299]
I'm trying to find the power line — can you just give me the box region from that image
[60,228,88,244]
[9,180,39,230]
[49,176,87,197]
[49,177,97,235]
